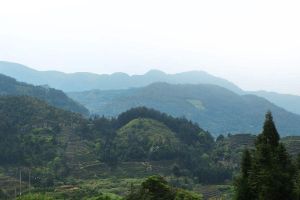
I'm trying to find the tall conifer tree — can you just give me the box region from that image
[235,112,295,200]
[234,149,253,200]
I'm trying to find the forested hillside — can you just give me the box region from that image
[69,83,300,135]
[1,96,300,199]
[0,96,85,164]
[0,98,230,199]
[0,73,89,115]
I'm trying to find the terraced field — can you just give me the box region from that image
[0,169,30,199]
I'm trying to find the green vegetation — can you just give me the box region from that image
[125,176,203,200]
[0,98,226,199]
[0,73,89,115]
[0,96,83,166]
[2,95,300,199]
[88,107,231,185]
[17,193,54,200]
[115,119,180,161]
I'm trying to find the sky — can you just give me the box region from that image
[0,0,300,95]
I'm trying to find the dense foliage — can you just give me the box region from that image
[125,176,203,200]
[85,107,231,184]
[116,107,208,146]
[114,118,180,161]
[0,97,231,192]
[0,96,85,187]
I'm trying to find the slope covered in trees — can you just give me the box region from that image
[114,118,180,161]
[1,96,300,199]
[0,96,85,164]
[0,96,88,191]
[69,83,300,135]
[0,73,89,115]
[0,97,228,199]
[83,107,229,184]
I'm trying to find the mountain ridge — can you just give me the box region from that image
[1,61,300,115]
[68,82,300,136]
[0,61,242,93]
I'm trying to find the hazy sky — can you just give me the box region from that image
[1,0,300,95]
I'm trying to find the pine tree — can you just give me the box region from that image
[234,149,253,200]
[256,111,279,148]
[241,149,251,178]
[293,154,300,199]
[235,112,295,200]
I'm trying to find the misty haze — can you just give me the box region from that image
[0,1,300,200]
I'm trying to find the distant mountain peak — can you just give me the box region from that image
[145,69,166,76]
[179,70,208,74]
[111,72,130,77]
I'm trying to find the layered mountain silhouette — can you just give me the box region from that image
[250,91,300,116]
[1,61,300,116]
[0,61,242,93]
[69,83,300,136]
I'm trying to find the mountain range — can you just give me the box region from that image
[69,83,300,136]
[0,61,241,92]
[1,61,299,116]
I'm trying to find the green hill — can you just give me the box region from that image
[0,73,89,115]
[69,83,300,136]
[115,118,180,161]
